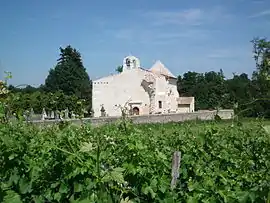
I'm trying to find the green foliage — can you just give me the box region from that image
[249,38,270,117]
[177,70,227,110]
[44,45,92,110]
[8,84,44,94]
[0,120,269,202]
[0,72,13,123]
[116,65,123,73]
[5,90,87,117]
[177,38,270,118]
[251,37,270,80]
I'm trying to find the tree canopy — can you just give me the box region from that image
[177,37,270,118]
[44,45,92,100]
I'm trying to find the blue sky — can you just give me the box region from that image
[0,0,270,86]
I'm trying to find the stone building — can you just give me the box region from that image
[92,56,195,117]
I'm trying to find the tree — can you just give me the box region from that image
[176,38,270,117]
[252,37,270,80]
[115,65,123,73]
[177,70,227,110]
[203,70,227,109]
[44,45,92,110]
[225,73,253,116]
[8,84,42,94]
[177,71,207,110]
[250,37,270,117]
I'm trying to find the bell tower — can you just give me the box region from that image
[122,55,140,72]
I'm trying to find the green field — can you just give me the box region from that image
[1,118,270,203]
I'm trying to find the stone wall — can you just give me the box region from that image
[31,109,234,127]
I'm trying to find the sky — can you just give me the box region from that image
[0,0,270,86]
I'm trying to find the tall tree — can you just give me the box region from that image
[225,73,253,116]
[203,70,227,109]
[44,45,92,110]
[250,37,270,117]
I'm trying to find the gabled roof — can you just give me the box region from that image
[149,60,176,78]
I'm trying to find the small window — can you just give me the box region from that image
[158,101,162,109]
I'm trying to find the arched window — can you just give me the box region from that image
[126,58,130,67]
[132,107,140,115]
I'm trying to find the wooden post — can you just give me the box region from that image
[171,151,181,190]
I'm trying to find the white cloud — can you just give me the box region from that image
[108,7,231,45]
[207,50,233,59]
[249,9,270,18]
[206,48,251,59]
[111,27,216,45]
[143,8,204,26]
[104,6,233,46]
[139,6,233,27]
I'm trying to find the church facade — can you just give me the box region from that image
[92,56,195,117]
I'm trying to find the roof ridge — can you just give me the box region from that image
[149,60,176,78]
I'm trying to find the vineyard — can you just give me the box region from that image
[1,118,270,203]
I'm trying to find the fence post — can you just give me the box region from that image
[171,151,181,190]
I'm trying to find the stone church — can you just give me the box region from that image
[92,56,195,117]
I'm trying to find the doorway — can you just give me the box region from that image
[132,107,140,115]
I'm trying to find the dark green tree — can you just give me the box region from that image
[225,73,253,116]
[203,70,227,109]
[44,45,92,110]
[177,70,227,110]
[115,65,123,73]
[177,71,206,110]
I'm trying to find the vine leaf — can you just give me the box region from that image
[3,190,22,203]
[263,125,270,134]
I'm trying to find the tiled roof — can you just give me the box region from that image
[149,60,176,78]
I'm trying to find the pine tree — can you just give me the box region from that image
[44,45,92,109]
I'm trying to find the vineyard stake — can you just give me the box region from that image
[171,151,181,190]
